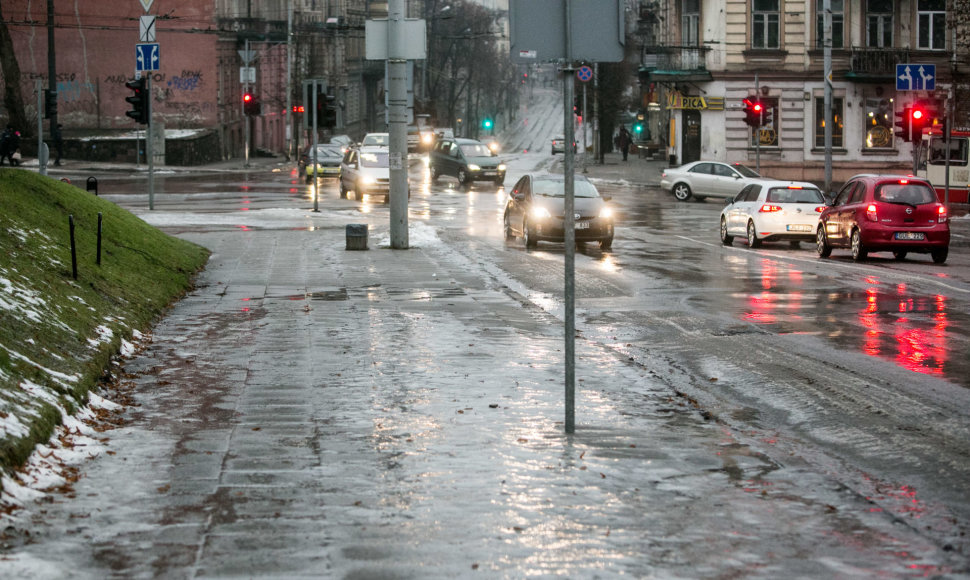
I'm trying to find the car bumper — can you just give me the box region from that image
[754,213,820,241]
[469,169,505,182]
[307,165,341,177]
[859,223,950,250]
[532,218,614,242]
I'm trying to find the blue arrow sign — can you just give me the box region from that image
[136,43,160,72]
[896,63,935,91]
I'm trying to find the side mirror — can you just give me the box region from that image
[600,194,612,202]
[512,192,526,202]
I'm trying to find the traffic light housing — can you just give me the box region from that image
[323,95,337,128]
[761,105,773,127]
[910,102,927,141]
[44,89,58,119]
[243,93,260,116]
[125,77,149,125]
[921,98,944,134]
[894,106,912,142]
[743,98,763,127]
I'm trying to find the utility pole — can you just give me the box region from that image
[286,1,293,162]
[46,0,57,169]
[823,0,833,193]
[388,0,409,249]
[562,1,576,435]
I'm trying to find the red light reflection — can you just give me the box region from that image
[743,259,805,326]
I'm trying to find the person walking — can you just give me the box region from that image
[53,124,64,166]
[616,125,632,161]
[0,125,20,166]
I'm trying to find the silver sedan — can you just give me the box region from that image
[660,161,762,202]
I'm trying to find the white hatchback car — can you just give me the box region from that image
[339,146,391,203]
[720,180,828,248]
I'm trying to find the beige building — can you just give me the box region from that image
[636,0,966,184]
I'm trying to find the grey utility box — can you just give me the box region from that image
[345,224,368,251]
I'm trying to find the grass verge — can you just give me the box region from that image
[0,169,209,488]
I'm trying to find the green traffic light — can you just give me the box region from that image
[483,118,493,129]
[633,123,643,133]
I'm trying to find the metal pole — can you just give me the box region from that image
[388,0,409,249]
[245,40,251,168]
[312,83,319,212]
[944,87,952,208]
[286,1,293,162]
[147,76,155,210]
[755,73,760,173]
[47,0,57,159]
[582,82,588,173]
[594,62,600,163]
[36,80,46,176]
[563,0,576,435]
[823,0,833,193]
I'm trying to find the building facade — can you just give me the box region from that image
[637,0,968,184]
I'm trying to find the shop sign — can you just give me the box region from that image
[667,93,724,111]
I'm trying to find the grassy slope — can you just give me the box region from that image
[0,169,209,484]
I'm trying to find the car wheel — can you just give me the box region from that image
[850,229,868,261]
[524,219,538,249]
[931,247,948,264]
[672,183,692,202]
[893,251,908,261]
[599,236,613,251]
[430,165,440,183]
[720,217,734,245]
[746,220,761,248]
[816,227,832,258]
[305,174,312,184]
[458,168,470,185]
[354,183,362,201]
[503,213,516,240]
[339,181,348,199]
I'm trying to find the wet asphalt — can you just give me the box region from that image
[2,156,969,578]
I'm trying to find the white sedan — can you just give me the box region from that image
[720,180,828,248]
[661,161,762,202]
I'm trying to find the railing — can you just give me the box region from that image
[641,46,710,71]
[850,48,911,75]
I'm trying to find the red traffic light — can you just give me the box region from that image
[912,108,924,120]
[243,93,253,103]
[753,103,763,113]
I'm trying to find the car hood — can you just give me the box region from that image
[466,155,502,168]
[532,195,606,218]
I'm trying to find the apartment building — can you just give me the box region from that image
[637,0,968,183]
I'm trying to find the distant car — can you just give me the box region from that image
[339,146,391,203]
[503,173,614,250]
[720,181,827,247]
[816,174,950,263]
[360,132,390,147]
[429,137,506,186]
[550,136,576,155]
[299,143,344,183]
[661,161,762,202]
[329,134,354,154]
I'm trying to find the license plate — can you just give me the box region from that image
[895,232,925,240]
[483,171,496,176]
[575,222,590,230]
[786,224,813,232]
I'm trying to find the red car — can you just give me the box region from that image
[816,174,950,263]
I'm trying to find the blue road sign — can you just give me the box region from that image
[136,43,160,72]
[896,63,935,91]
[576,65,593,82]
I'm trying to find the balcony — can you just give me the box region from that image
[640,46,713,83]
[847,48,911,82]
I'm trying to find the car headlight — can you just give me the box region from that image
[599,207,613,219]
[361,175,377,185]
[467,164,481,171]
[497,164,507,171]
[531,206,552,219]
[421,133,434,144]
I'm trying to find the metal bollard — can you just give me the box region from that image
[345,224,368,251]
[86,176,98,196]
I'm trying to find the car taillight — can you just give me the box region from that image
[938,205,948,222]
[759,204,782,213]
[866,203,878,222]
[815,206,826,213]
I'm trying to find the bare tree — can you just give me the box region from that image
[0,1,30,137]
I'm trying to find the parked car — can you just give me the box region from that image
[298,143,344,183]
[550,136,576,155]
[816,174,950,263]
[429,137,506,185]
[339,146,391,203]
[503,173,614,250]
[720,180,827,247]
[661,161,762,202]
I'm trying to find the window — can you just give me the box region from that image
[752,0,780,49]
[866,0,893,47]
[863,97,894,149]
[929,137,969,166]
[750,98,779,147]
[682,0,700,45]
[816,0,844,49]
[743,184,763,202]
[815,97,844,148]
[917,0,945,50]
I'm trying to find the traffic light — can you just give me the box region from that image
[894,106,912,142]
[633,121,643,135]
[762,105,773,127]
[922,98,944,134]
[910,102,927,141]
[125,77,149,125]
[482,117,493,130]
[322,94,337,128]
[243,93,260,116]
[743,98,763,127]
[44,89,57,119]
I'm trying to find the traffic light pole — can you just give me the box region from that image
[147,76,155,210]
[755,74,761,174]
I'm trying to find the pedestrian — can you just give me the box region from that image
[617,125,632,161]
[53,124,64,166]
[0,125,20,166]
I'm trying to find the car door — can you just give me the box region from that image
[687,163,716,196]
[711,163,746,198]
[341,149,358,191]
[826,181,859,245]
[731,183,763,232]
[506,175,531,233]
[431,139,449,174]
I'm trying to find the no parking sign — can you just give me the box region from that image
[576,65,593,82]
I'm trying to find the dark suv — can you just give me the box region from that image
[429,137,506,186]
[816,174,950,263]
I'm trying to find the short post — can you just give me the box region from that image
[86,176,98,196]
[69,215,78,280]
[96,213,103,266]
[345,224,368,251]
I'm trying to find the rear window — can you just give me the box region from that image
[875,182,937,205]
[765,187,824,203]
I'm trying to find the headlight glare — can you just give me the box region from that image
[599,207,613,219]
[531,206,552,219]
[467,164,481,171]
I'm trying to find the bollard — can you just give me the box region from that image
[86,176,98,196]
[69,215,78,280]
[96,213,103,266]
[345,224,368,251]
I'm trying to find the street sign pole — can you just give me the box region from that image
[388,0,409,249]
[148,74,154,210]
[562,0,576,435]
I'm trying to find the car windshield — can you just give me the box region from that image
[765,187,824,203]
[359,152,389,167]
[460,143,493,157]
[362,134,389,146]
[875,182,937,205]
[732,164,760,178]
[532,178,600,199]
[312,146,343,159]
